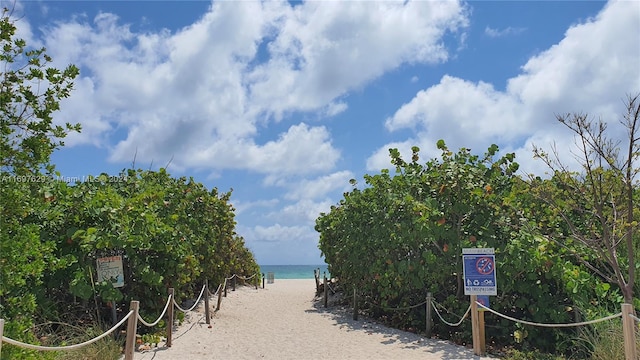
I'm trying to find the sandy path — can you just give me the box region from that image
[131,279,494,360]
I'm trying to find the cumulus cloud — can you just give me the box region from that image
[369,0,640,175]
[38,0,469,182]
[285,170,354,201]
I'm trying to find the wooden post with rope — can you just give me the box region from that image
[0,318,5,355]
[470,295,486,355]
[124,300,139,360]
[262,273,265,289]
[167,288,174,347]
[323,274,328,308]
[352,287,358,320]
[204,280,210,325]
[425,292,433,338]
[216,283,223,311]
[224,278,228,297]
[622,303,637,360]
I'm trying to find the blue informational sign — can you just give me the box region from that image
[462,248,497,295]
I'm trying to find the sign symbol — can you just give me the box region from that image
[476,256,494,275]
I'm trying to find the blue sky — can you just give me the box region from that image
[6,0,639,265]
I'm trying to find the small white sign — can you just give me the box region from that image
[97,256,125,288]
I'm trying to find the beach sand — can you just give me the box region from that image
[132,279,494,360]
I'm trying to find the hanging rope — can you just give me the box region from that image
[2,311,133,351]
[173,284,206,312]
[138,294,173,327]
[431,301,471,327]
[367,298,428,312]
[476,302,622,328]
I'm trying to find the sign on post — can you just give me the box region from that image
[463,248,496,296]
[97,256,125,288]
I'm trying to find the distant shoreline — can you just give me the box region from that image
[258,264,330,279]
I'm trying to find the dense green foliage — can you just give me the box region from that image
[0,10,258,359]
[316,143,630,355]
[1,8,81,359]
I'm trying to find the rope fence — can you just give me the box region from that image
[1,311,133,351]
[333,279,636,359]
[137,294,173,327]
[172,285,207,313]
[475,302,623,328]
[0,272,262,360]
[432,301,471,327]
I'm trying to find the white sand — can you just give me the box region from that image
[132,279,494,360]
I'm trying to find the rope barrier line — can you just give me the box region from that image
[210,283,222,297]
[137,294,173,327]
[475,302,623,328]
[1,274,258,354]
[173,284,207,313]
[237,273,257,281]
[367,298,428,312]
[1,310,133,351]
[432,302,471,327]
[629,313,640,323]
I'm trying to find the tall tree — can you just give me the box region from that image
[531,94,639,304]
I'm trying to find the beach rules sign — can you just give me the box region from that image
[97,256,125,288]
[462,248,497,296]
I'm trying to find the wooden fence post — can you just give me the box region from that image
[470,295,485,356]
[204,280,210,325]
[224,278,228,297]
[124,300,139,360]
[233,276,236,291]
[353,287,358,321]
[167,288,174,347]
[314,269,320,293]
[262,273,265,289]
[323,275,328,308]
[216,283,223,311]
[425,292,433,338]
[0,318,4,355]
[255,273,258,290]
[622,303,637,360]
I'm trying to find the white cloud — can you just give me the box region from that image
[246,0,469,118]
[370,0,640,175]
[484,26,526,38]
[40,0,468,180]
[277,198,334,224]
[285,170,354,201]
[233,198,280,216]
[249,224,312,243]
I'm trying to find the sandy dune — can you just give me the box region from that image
[131,279,494,360]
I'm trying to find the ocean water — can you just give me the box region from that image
[258,264,331,280]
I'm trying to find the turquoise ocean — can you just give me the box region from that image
[258,264,330,280]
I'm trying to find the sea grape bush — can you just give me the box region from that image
[0,10,259,358]
[41,169,260,324]
[316,142,624,354]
